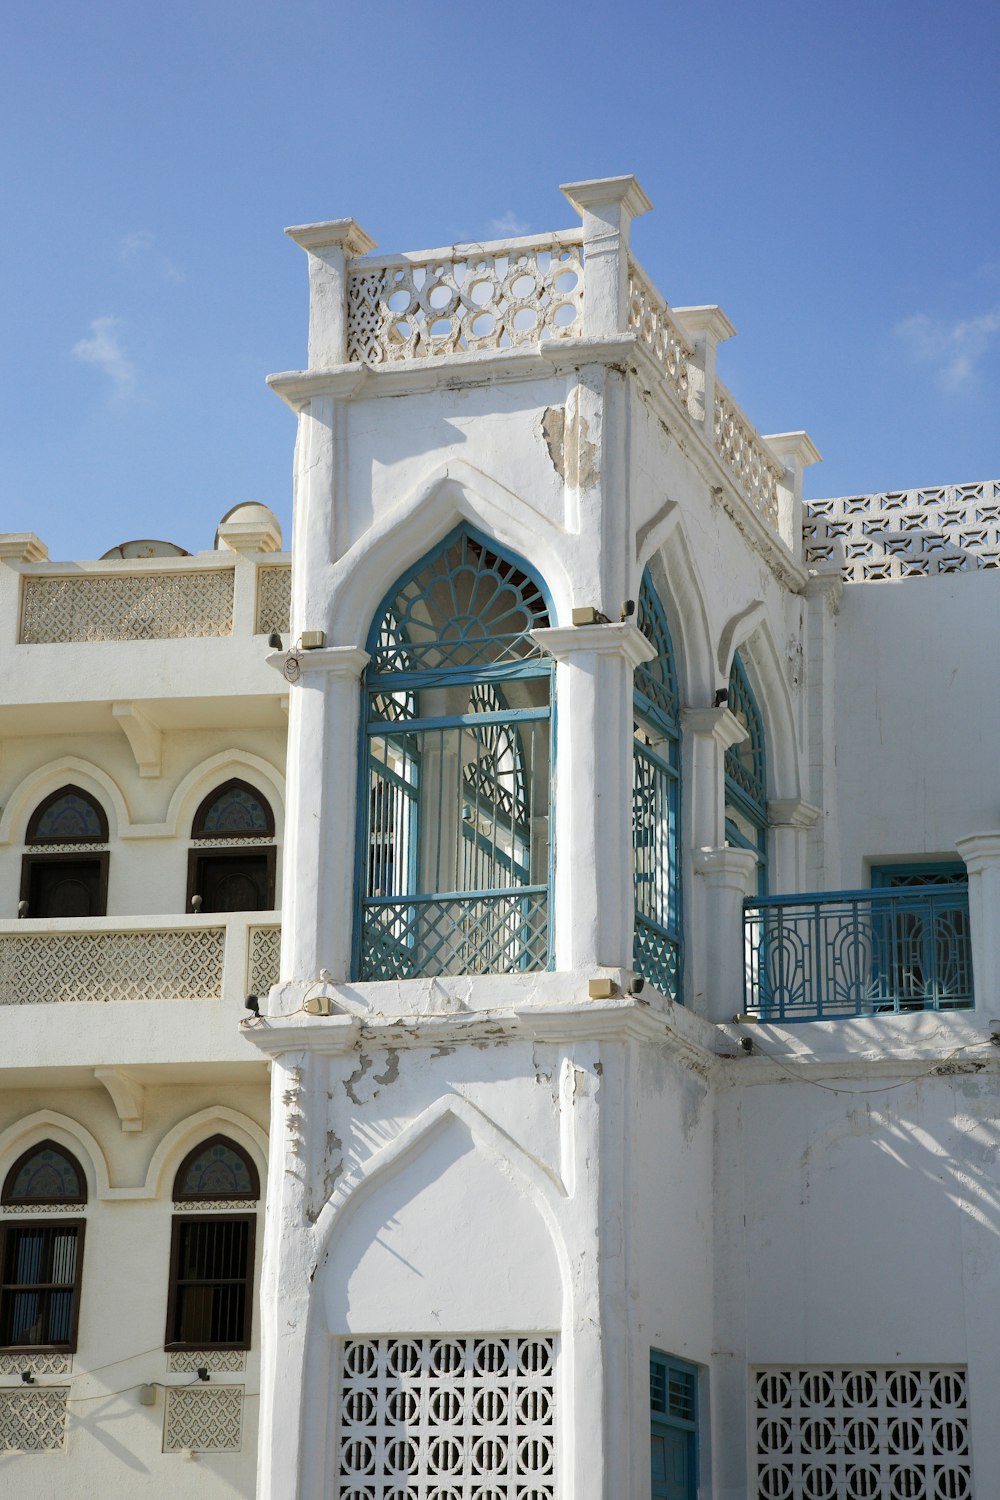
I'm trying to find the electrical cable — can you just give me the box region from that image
[735,1035,995,1096]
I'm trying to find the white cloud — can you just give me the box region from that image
[119,230,185,284]
[71,317,137,397]
[489,211,531,238]
[895,307,1000,391]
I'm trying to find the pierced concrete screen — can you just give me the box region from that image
[163,1385,244,1453]
[0,1386,68,1451]
[338,1335,556,1500]
[752,1366,971,1499]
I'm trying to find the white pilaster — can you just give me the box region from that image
[955,832,1000,1016]
[672,305,736,432]
[533,622,656,971]
[768,796,822,895]
[274,645,369,987]
[285,217,377,369]
[693,846,758,1022]
[763,430,822,561]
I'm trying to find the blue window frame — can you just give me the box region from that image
[650,1350,698,1500]
[355,524,554,980]
[633,571,682,1002]
[725,652,768,895]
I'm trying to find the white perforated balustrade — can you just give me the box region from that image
[337,1335,556,1500]
[752,1366,971,1499]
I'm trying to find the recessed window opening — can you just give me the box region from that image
[869,861,972,1013]
[725,653,768,895]
[166,1136,258,1351]
[650,1350,699,1500]
[356,524,554,980]
[187,779,276,913]
[0,1142,87,1351]
[632,570,682,1002]
[20,786,109,918]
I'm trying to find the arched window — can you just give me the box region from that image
[166,1136,258,1351]
[632,570,682,1001]
[187,779,276,913]
[356,524,553,979]
[725,652,768,893]
[1,1142,87,1351]
[20,786,109,918]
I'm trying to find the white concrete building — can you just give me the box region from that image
[2,174,999,1500]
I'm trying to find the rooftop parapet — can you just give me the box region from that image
[280,175,819,562]
[805,481,1000,582]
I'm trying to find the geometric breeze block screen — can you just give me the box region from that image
[337,1335,556,1500]
[752,1366,971,1499]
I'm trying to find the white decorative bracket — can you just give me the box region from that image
[94,1067,145,1133]
[111,702,163,778]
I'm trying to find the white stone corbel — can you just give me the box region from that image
[717,601,766,680]
[111,702,163,778]
[94,1067,145,1133]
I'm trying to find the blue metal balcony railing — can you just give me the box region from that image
[359,887,549,980]
[743,885,972,1022]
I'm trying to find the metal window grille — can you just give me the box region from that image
[0,1222,84,1349]
[752,1365,972,1499]
[337,1335,556,1500]
[725,652,768,894]
[166,1215,254,1349]
[633,572,682,1001]
[357,526,553,980]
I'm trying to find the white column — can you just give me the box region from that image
[560,176,652,340]
[681,707,747,1015]
[956,832,1000,1016]
[671,305,736,431]
[285,217,376,368]
[693,846,759,1023]
[275,645,369,989]
[533,623,656,972]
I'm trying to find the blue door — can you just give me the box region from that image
[650,1352,698,1499]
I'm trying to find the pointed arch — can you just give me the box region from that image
[0,759,128,847]
[162,751,285,842]
[0,1112,110,1200]
[311,1093,569,1269]
[327,460,574,646]
[141,1107,269,1200]
[639,515,714,708]
[718,612,801,803]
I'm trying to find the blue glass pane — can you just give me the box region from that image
[33,793,103,841]
[634,571,679,731]
[177,1141,254,1198]
[201,787,270,835]
[7,1146,83,1203]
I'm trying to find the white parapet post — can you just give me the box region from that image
[285,217,377,369]
[763,430,822,561]
[956,832,1000,1016]
[671,305,736,431]
[533,622,656,972]
[560,175,652,341]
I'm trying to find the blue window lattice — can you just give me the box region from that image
[356,525,553,981]
[174,1138,257,1200]
[4,1144,85,1204]
[725,652,768,894]
[29,789,106,843]
[632,571,682,1002]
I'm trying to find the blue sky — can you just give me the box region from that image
[3,0,998,560]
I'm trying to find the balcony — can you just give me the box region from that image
[0,913,280,1009]
[743,885,972,1022]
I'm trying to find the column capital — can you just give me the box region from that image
[768,797,822,829]
[285,218,377,258]
[532,622,657,668]
[0,532,47,563]
[682,705,747,751]
[955,831,1000,873]
[672,304,737,347]
[267,645,369,682]
[560,175,652,242]
[693,845,759,892]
